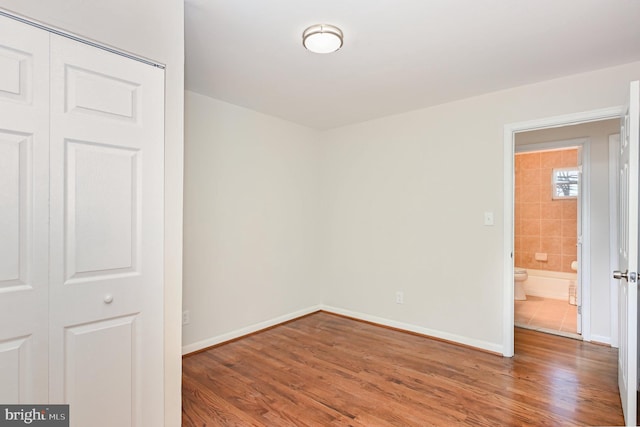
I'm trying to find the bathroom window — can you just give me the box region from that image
[552,167,579,199]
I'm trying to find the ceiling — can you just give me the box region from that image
[184,1,640,130]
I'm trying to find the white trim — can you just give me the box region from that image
[181,305,322,355]
[503,126,515,357]
[182,304,505,356]
[507,107,623,133]
[515,137,587,153]
[591,334,613,346]
[581,143,591,339]
[609,133,620,348]
[503,106,625,357]
[321,306,504,354]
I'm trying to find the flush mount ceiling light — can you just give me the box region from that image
[302,24,343,54]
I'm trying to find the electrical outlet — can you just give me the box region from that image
[182,310,190,325]
[395,291,404,304]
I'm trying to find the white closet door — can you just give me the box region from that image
[48,35,164,427]
[0,15,49,404]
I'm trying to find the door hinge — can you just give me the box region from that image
[578,306,582,315]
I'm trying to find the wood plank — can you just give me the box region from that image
[182,312,624,426]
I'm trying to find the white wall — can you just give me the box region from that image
[182,91,322,350]
[516,119,620,342]
[0,2,184,425]
[320,62,640,353]
[182,62,639,357]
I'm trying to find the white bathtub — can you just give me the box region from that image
[519,268,577,301]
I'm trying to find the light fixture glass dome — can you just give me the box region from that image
[302,24,343,54]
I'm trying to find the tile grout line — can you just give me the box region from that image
[516,296,578,335]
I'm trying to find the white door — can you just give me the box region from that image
[615,80,639,427]
[0,15,50,403]
[47,35,165,427]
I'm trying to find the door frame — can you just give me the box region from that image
[609,133,621,348]
[502,106,624,357]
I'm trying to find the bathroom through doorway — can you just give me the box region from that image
[513,142,583,339]
[512,118,620,343]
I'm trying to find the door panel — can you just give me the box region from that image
[65,65,140,121]
[0,336,31,403]
[617,80,639,426]
[0,15,49,404]
[49,34,164,427]
[65,140,139,280]
[0,132,30,287]
[64,315,138,426]
[0,44,33,104]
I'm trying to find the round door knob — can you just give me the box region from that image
[613,270,629,280]
[103,294,114,304]
[613,270,638,282]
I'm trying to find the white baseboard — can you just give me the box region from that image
[182,304,505,356]
[181,305,322,355]
[589,334,612,346]
[320,305,505,355]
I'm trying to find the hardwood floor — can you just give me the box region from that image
[182,312,623,426]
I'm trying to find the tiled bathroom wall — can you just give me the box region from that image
[514,149,578,273]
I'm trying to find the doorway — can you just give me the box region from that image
[502,109,623,357]
[512,140,585,340]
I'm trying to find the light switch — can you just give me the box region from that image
[484,211,494,226]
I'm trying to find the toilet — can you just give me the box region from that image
[514,268,528,301]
